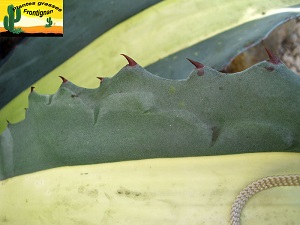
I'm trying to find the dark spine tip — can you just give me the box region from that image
[187,58,204,69]
[59,76,68,83]
[265,48,281,65]
[120,54,137,66]
[30,86,35,93]
[6,120,10,125]
[97,77,104,83]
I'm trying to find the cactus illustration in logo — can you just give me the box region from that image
[3,4,23,34]
[45,17,53,28]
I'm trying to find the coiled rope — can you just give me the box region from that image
[230,174,300,225]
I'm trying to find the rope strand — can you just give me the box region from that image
[230,174,300,225]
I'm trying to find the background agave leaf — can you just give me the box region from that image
[0,0,161,108]
[147,7,300,79]
[0,0,299,133]
[0,153,299,225]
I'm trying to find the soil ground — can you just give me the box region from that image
[227,18,300,75]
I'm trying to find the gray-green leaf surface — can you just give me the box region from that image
[1,59,299,180]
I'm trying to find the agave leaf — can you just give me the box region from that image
[146,7,300,79]
[0,0,161,108]
[0,58,299,180]
[0,153,299,224]
[0,1,299,133]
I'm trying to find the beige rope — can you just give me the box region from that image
[230,174,300,225]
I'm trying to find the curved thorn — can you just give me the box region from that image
[120,54,137,66]
[265,48,281,64]
[187,58,204,69]
[59,76,68,83]
[30,86,35,93]
[97,77,104,83]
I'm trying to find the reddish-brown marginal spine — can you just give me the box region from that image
[59,76,68,83]
[187,58,204,69]
[265,48,281,65]
[120,54,138,66]
[187,58,205,76]
[97,77,104,83]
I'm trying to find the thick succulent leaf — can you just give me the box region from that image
[0,59,299,180]
[147,8,300,79]
[0,0,161,108]
[0,1,299,133]
[0,153,299,224]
